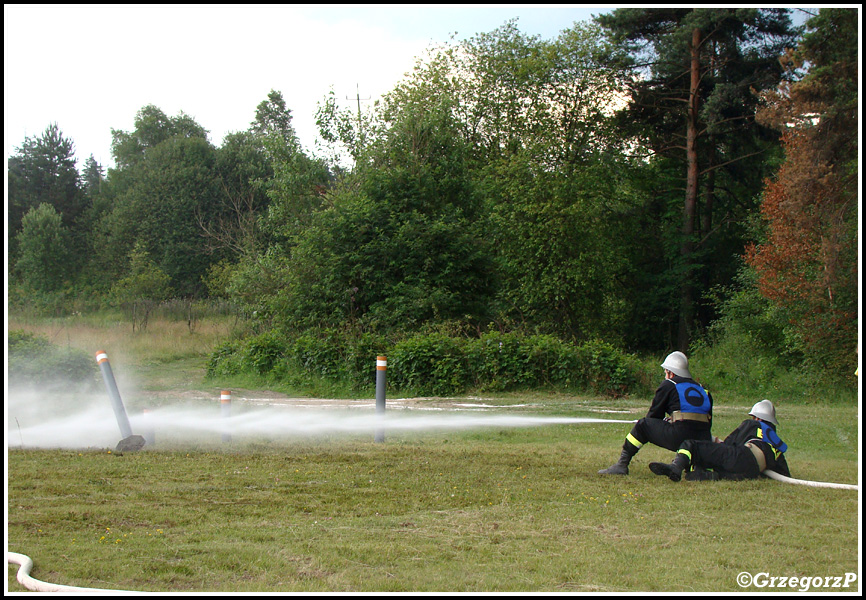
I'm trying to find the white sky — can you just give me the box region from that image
[4,4,612,171]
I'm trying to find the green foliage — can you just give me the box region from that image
[110,243,174,305]
[576,339,644,398]
[260,108,332,242]
[597,8,799,348]
[466,332,584,392]
[7,123,84,264]
[6,15,855,382]
[689,266,856,397]
[485,154,641,341]
[244,330,290,375]
[95,112,222,297]
[390,333,470,396]
[206,328,390,392]
[290,332,345,380]
[271,100,495,334]
[207,331,292,379]
[7,330,97,388]
[207,328,650,399]
[206,340,245,377]
[110,104,208,169]
[14,203,71,293]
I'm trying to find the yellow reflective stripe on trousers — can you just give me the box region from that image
[676,448,692,461]
[626,433,643,449]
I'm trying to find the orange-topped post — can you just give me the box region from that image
[375,356,387,442]
[95,350,133,439]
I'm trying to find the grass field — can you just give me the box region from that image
[6,315,862,593]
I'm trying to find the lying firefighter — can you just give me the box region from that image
[648,399,791,482]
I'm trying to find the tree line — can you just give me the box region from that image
[7,8,858,380]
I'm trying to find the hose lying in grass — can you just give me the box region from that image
[6,469,860,593]
[763,469,859,491]
[7,468,858,592]
[6,551,137,593]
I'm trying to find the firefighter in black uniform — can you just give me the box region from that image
[598,351,713,475]
[648,399,791,481]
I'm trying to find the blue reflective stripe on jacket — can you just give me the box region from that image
[674,381,711,415]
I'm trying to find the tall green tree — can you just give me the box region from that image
[376,21,646,342]
[271,99,494,332]
[110,104,209,169]
[8,124,83,263]
[90,107,220,296]
[14,203,71,293]
[110,241,174,331]
[81,155,105,199]
[258,90,332,244]
[204,91,331,308]
[596,8,798,349]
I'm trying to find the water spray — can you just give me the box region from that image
[141,408,155,446]
[95,350,145,452]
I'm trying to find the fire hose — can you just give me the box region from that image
[6,551,136,593]
[763,469,859,490]
[8,469,856,593]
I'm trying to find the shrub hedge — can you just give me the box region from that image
[206,329,651,398]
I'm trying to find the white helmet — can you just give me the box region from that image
[661,351,691,378]
[749,399,778,426]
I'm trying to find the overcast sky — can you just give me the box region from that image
[4,4,613,172]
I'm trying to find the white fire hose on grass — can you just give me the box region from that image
[6,551,138,593]
[763,469,859,491]
[8,470,857,593]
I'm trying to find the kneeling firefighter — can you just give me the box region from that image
[648,399,791,482]
[598,351,713,475]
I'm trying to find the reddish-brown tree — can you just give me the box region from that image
[746,8,858,376]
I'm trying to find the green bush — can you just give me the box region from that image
[343,331,390,389]
[523,334,581,388]
[207,332,289,378]
[466,332,580,392]
[576,339,643,398]
[206,341,244,377]
[389,333,469,396]
[243,330,290,375]
[467,332,531,391]
[290,332,345,380]
[204,327,649,398]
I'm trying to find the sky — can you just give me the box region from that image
[4,4,615,172]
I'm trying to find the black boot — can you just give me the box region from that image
[649,454,690,482]
[685,468,720,481]
[598,448,633,475]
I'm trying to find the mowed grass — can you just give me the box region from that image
[7,405,860,593]
[6,313,862,592]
